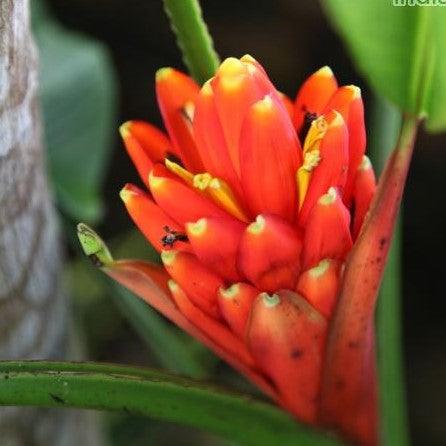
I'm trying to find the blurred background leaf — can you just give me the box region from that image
[324,0,446,132]
[32,0,117,223]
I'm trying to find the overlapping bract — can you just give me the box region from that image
[117,56,376,425]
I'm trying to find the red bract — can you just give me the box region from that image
[115,56,377,443]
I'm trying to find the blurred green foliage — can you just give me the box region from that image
[325,0,446,132]
[32,0,117,222]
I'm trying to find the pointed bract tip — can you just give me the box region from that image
[308,258,332,278]
[119,121,131,139]
[148,170,166,189]
[260,292,280,308]
[240,54,257,64]
[161,249,178,266]
[318,187,338,205]
[220,283,240,299]
[315,65,334,77]
[77,223,113,267]
[167,279,180,293]
[218,57,245,76]
[344,84,362,99]
[155,67,174,82]
[119,184,137,204]
[253,95,274,115]
[359,155,372,171]
[201,79,214,96]
[328,110,345,128]
[186,218,207,236]
[247,215,266,234]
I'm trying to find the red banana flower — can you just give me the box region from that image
[85,56,380,444]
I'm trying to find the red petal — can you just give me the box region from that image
[325,86,366,204]
[247,290,327,422]
[120,121,172,185]
[193,81,242,196]
[302,187,352,270]
[240,95,301,221]
[278,91,295,121]
[238,214,303,292]
[217,282,259,338]
[211,57,274,176]
[104,259,277,399]
[120,183,191,253]
[149,164,228,225]
[298,110,349,226]
[185,216,245,282]
[294,66,338,132]
[297,259,342,319]
[168,280,255,368]
[351,156,377,240]
[155,68,203,172]
[161,250,223,318]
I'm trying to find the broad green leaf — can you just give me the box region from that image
[33,1,117,222]
[324,0,446,132]
[0,361,342,446]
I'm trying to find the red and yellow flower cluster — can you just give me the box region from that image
[118,55,376,426]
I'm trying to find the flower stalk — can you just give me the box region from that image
[319,115,419,445]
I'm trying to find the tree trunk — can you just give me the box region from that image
[0,1,100,444]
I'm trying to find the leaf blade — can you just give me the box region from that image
[0,361,342,446]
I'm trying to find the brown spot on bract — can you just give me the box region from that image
[291,348,304,359]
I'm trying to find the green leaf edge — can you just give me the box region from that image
[0,361,343,446]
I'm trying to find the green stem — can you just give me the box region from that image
[370,97,410,446]
[0,361,342,446]
[163,0,220,84]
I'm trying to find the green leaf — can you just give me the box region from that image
[0,361,342,446]
[163,0,220,84]
[324,0,446,132]
[33,1,117,222]
[369,96,410,446]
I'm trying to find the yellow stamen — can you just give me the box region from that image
[163,160,249,223]
[297,150,322,210]
[165,159,194,184]
[297,115,330,210]
[193,173,213,190]
[303,116,328,154]
[208,178,250,222]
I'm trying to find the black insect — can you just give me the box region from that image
[299,108,318,141]
[161,226,188,248]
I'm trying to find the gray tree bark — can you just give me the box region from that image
[0,1,101,444]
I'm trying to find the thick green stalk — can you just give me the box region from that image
[163,0,220,84]
[0,361,341,446]
[369,97,410,446]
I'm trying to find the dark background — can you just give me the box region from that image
[44,1,446,444]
